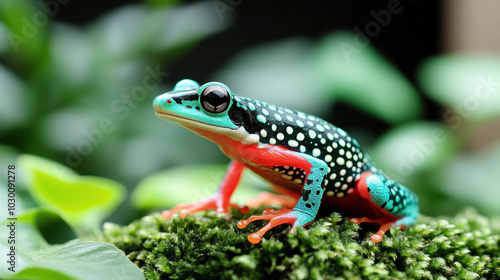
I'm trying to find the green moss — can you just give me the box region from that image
[104,208,500,280]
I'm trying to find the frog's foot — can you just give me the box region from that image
[237,207,313,244]
[245,191,297,208]
[162,195,249,219]
[349,216,404,243]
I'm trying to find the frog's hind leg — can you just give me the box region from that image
[351,172,419,242]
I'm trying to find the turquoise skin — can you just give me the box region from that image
[153,79,419,244]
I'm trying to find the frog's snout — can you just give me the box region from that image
[153,94,172,113]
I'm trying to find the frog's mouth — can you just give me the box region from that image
[155,112,227,130]
[155,111,259,145]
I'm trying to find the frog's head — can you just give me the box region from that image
[153,79,259,145]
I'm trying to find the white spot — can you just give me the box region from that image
[309,130,317,139]
[307,121,314,126]
[330,173,337,180]
[357,162,363,168]
[300,145,306,153]
[286,126,294,134]
[353,154,358,161]
[358,153,364,159]
[340,169,346,176]
[297,133,305,141]
[312,148,321,157]
[327,133,333,140]
[339,149,345,156]
[316,124,325,132]
[326,146,333,153]
[320,138,326,144]
[282,174,292,180]
[277,133,285,140]
[336,157,345,165]
[248,103,256,110]
[346,151,352,159]
[347,188,354,194]
[285,109,293,114]
[288,140,299,147]
[339,139,346,146]
[298,112,306,119]
[269,138,276,144]
[346,161,353,168]
[347,176,353,183]
[259,129,267,138]
[271,124,277,131]
[296,120,304,127]
[326,191,334,196]
[338,128,347,137]
[307,115,315,120]
[286,116,294,122]
[262,109,269,116]
[336,192,345,198]
[257,115,266,123]
[268,105,276,111]
[335,182,341,187]
[274,114,282,121]
[294,179,302,184]
[332,142,338,149]
[325,155,332,162]
[341,184,348,190]
[288,170,294,175]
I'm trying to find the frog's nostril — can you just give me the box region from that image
[167,99,172,104]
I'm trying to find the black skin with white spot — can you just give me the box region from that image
[231,96,381,199]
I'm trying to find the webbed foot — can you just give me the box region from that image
[237,207,313,244]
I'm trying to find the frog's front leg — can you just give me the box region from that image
[350,172,419,242]
[237,151,328,244]
[162,160,249,219]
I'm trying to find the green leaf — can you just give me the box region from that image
[18,154,125,230]
[418,54,500,122]
[436,140,500,216]
[18,207,76,244]
[131,164,264,210]
[0,65,29,130]
[370,122,457,181]
[0,222,144,280]
[313,32,422,123]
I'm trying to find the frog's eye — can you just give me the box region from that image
[200,85,230,114]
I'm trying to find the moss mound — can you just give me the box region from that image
[104,208,500,280]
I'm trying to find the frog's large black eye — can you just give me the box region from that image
[200,85,231,114]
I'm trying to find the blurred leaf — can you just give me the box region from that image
[0,21,8,53]
[370,122,457,182]
[0,64,29,130]
[0,0,49,65]
[437,140,500,216]
[418,54,500,122]
[314,32,422,123]
[132,164,264,210]
[18,154,125,231]
[214,38,329,114]
[0,222,144,280]
[89,2,227,61]
[18,207,76,244]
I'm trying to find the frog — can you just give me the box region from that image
[153,79,419,244]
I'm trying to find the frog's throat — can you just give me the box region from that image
[155,112,259,145]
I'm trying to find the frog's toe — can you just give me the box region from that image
[237,208,313,244]
[349,216,402,243]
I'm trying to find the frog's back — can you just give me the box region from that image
[235,96,381,199]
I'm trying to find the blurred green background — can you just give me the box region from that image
[1,0,499,239]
